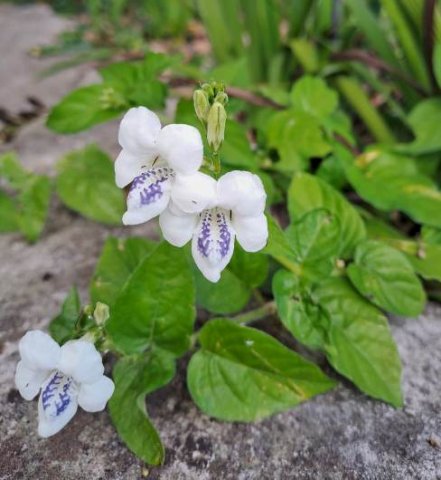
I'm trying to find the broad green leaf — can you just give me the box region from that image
[381,237,441,282]
[90,237,157,306]
[17,175,51,242]
[0,191,18,232]
[273,270,326,349]
[0,152,29,188]
[194,268,250,315]
[56,145,125,225]
[46,85,123,133]
[49,287,81,344]
[187,319,336,421]
[285,209,341,280]
[421,225,441,245]
[288,173,366,257]
[313,277,402,406]
[109,351,175,466]
[347,240,425,317]
[107,242,195,356]
[316,154,347,190]
[221,120,257,169]
[341,148,441,228]
[229,247,269,289]
[268,110,331,172]
[290,76,338,118]
[405,98,441,154]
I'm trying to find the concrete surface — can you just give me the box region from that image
[0,4,440,480]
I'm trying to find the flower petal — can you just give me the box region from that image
[217,171,266,216]
[118,106,161,155]
[38,371,78,438]
[15,361,49,401]
[58,341,104,384]
[170,172,218,214]
[19,330,61,371]
[156,124,203,174]
[78,375,115,413]
[159,207,197,247]
[191,208,235,282]
[123,167,174,225]
[233,213,268,252]
[115,149,156,189]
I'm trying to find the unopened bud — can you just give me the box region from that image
[207,102,227,152]
[94,302,110,326]
[193,89,210,124]
[214,91,228,105]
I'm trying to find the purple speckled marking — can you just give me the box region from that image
[197,209,232,259]
[130,167,174,206]
[216,211,231,258]
[41,371,73,417]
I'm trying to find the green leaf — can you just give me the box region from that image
[405,98,441,154]
[90,237,157,306]
[313,277,403,406]
[290,75,338,118]
[17,175,51,242]
[56,145,125,225]
[109,351,175,466]
[46,85,123,134]
[229,247,269,289]
[273,270,326,349]
[421,225,441,245]
[341,148,441,228]
[194,268,251,315]
[49,287,81,344]
[107,242,195,356]
[0,191,19,232]
[0,152,29,188]
[288,173,366,257]
[221,120,257,169]
[268,110,331,172]
[347,240,426,317]
[187,319,336,421]
[285,209,341,280]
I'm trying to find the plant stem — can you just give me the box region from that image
[229,301,277,325]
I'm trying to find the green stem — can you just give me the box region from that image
[229,301,277,324]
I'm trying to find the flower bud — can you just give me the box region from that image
[93,302,110,326]
[214,91,228,105]
[207,102,227,152]
[193,89,210,124]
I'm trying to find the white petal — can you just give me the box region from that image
[217,171,266,216]
[171,172,218,214]
[15,361,49,401]
[233,213,268,252]
[115,149,156,188]
[118,106,161,155]
[156,124,203,174]
[78,375,115,413]
[58,341,104,384]
[123,167,174,225]
[159,207,197,247]
[191,208,235,283]
[19,330,61,371]
[38,371,78,438]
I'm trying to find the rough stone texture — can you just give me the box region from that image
[0,4,441,480]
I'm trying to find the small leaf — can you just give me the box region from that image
[314,277,403,407]
[405,98,441,154]
[288,173,366,257]
[90,237,157,307]
[188,319,336,421]
[56,145,125,225]
[107,242,195,356]
[47,85,123,134]
[347,240,426,316]
[0,191,19,232]
[273,270,326,349]
[290,75,338,118]
[49,287,81,344]
[109,351,175,466]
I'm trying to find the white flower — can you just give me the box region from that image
[15,331,114,438]
[159,171,268,282]
[115,106,214,225]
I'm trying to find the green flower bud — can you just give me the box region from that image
[193,89,210,124]
[214,91,228,105]
[207,102,227,152]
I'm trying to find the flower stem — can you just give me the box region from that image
[229,301,277,325]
